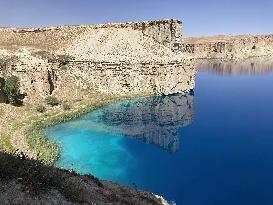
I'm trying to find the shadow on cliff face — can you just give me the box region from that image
[96,93,195,153]
[198,57,273,75]
[0,151,165,205]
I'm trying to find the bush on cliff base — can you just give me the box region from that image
[36,105,46,113]
[3,75,21,105]
[45,96,59,106]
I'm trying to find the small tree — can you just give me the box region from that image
[36,105,46,113]
[45,96,59,106]
[3,75,20,105]
[62,102,71,111]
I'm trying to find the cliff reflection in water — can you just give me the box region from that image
[198,57,273,75]
[96,93,194,153]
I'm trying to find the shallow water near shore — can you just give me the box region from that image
[46,61,273,205]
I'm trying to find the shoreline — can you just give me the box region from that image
[0,91,177,205]
[22,92,154,165]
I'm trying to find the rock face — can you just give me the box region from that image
[63,60,195,96]
[0,19,195,101]
[182,35,273,60]
[1,20,273,101]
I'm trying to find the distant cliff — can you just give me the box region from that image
[182,34,273,60]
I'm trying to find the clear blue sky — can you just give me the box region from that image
[0,0,272,36]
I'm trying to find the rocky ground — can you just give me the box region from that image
[57,26,187,63]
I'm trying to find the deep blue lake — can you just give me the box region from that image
[46,60,273,205]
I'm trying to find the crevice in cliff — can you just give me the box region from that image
[47,70,55,95]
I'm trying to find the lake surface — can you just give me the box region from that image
[46,59,273,205]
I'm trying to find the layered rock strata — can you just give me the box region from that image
[0,19,195,102]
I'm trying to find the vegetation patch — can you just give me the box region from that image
[45,96,59,106]
[0,151,162,205]
[36,104,46,113]
[0,151,101,203]
[3,75,21,105]
[0,75,25,106]
[0,90,150,166]
[0,55,19,69]
[62,102,71,111]
[25,124,59,165]
[0,133,15,153]
[32,50,54,60]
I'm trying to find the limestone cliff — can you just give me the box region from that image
[1,19,273,102]
[0,19,195,102]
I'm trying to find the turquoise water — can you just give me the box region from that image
[46,61,273,205]
[46,94,193,185]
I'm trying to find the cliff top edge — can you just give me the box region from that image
[0,19,182,31]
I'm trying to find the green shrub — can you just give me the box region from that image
[3,75,21,105]
[36,105,46,113]
[25,125,59,165]
[45,96,59,106]
[62,102,71,111]
[32,50,53,60]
